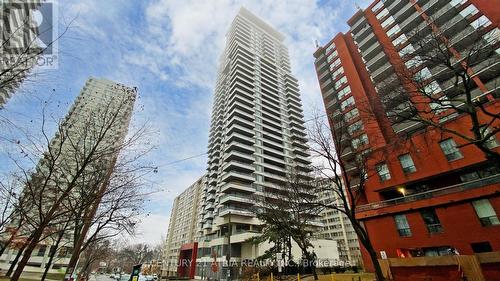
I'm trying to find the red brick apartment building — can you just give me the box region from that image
[314,0,500,279]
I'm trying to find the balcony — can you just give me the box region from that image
[356,174,500,212]
[219,206,254,217]
[220,193,254,204]
[221,182,255,193]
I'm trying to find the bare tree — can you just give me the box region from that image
[379,16,500,163]
[0,88,146,281]
[304,114,384,281]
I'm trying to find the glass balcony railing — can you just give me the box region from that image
[357,174,500,212]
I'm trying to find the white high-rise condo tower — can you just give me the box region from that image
[197,7,311,273]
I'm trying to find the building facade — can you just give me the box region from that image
[162,176,205,277]
[196,6,312,278]
[0,78,136,275]
[317,187,362,265]
[313,0,500,277]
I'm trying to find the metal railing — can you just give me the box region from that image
[357,174,500,212]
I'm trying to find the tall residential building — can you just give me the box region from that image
[317,187,361,265]
[162,175,205,277]
[313,0,500,278]
[196,6,311,277]
[0,78,136,275]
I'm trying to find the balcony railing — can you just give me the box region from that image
[356,174,500,212]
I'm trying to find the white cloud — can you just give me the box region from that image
[128,213,170,245]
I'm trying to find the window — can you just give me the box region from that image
[459,4,479,18]
[347,120,364,135]
[439,138,463,161]
[351,134,369,149]
[399,154,416,174]
[381,16,395,29]
[394,214,412,237]
[471,242,492,253]
[329,58,341,70]
[450,0,466,7]
[337,86,351,99]
[376,163,391,181]
[387,24,401,38]
[483,28,499,45]
[420,209,443,234]
[376,8,389,20]
[393,33,407,46]
[480,127,499,149]
[334,76,347,89]
[416,67,432,81]
[340,96,355,111]
[37,245,47,257]
[344,108,359,122]
[472,199,500,226]
[325,42,336,54]
[331,67,344,79]
[398,44,415,58]
[371,1,384,12]
[470,15,492,30]
[430,96,451,114]
[327,50,338,62]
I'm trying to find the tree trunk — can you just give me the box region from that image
[10,226,45,281]
[0,232,15,257]
[5,242,27,277]
[41,230,65,281]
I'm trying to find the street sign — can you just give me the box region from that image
[129,264,142,281]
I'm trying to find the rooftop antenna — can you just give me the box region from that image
[355,2,361,10]
[314,39,320,48]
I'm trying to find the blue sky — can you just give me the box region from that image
[0,0,371,245]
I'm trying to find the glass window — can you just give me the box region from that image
[327,50,338,63]
[37,245,47,256]
[371,1,384,12]
[480,126,499,149]
[416,67,432,81]
[399,44,416,58]
[344,108,359,122]
[329,58,341,70]
[399,154,416,174]
[472,199,500,226]
[450,0,466,7]
[393,33,408,46]
[394,214,412,237]
[423,81,442,96]
[351,134,369,149]
[459,4,479,18]
[439,138,463,161]
[430,95,451,114]
[347,120,364,135]
[387,24,401,38]
[420,209,443,234]
[325,42,336,54]
[470,15,492,30]
[381,16,395,29]
[376,163,391,181]
[331,67,344,79]
[337,86,351,99]
[483,28,500,45]
[334,76,347,89]
[340,96,355,111]
[376,8,389,20]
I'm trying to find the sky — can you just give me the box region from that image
[0,0,372,245]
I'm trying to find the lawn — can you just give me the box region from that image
[317,273,375,281]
